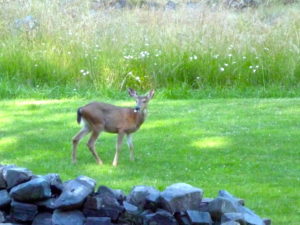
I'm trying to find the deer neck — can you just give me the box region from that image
[134,108,147,127]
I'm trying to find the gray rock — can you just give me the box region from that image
[127,185,160,210]
[10,201,38,222]
[10,177,51,202]
[220,221,240,225]
[0,166,7,189]
[85,217,112,225]
[208,197,240,221]
[110,0,128,9]
[54,176,95,210]
[218,190,244,206]
[174,212,191,225]
[186,210,212,225]
[214,191,264,225]
[199,198,213,212]
[0,223,23,225]
[83,193,124,222]
[0,190,11,208]
[0,211,5,223]
[165,0,176,10]
[221,213,244,224]
[43,173,63,195]
[52,209,85,225]
[3,167,32,189]
[97,185,125,203]
[263,218,271,225]
[239,206,264,225]
[160,183,203,214]
[32,212,52,225]
[120,201,142,225]
[35,198,56,210]
[143,209,178,225]
[14,16,38,31]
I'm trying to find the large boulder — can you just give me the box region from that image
[127,185,160,210]
[2,167,32,189]
[9,177,51,202]
[52,209,85,225]
[160,183,203,214]
[54,176,96,210]
[0,190,11,208]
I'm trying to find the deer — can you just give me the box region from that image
[71,88,155,167]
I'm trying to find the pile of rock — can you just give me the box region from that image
[0,165,271,225]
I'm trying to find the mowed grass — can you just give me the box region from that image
[0,97,300,224]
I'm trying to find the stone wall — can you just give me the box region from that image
[0,165,271,225]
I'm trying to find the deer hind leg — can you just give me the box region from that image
[126,134,135,161]
[72,126,91,164]
[87,125,104,165]
[112,132,125,167]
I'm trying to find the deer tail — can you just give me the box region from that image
[77,108,82,124]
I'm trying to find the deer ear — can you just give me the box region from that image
[148,89,155,99]
[128,88,137,98]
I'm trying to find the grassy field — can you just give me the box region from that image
[0,97,299,224]
[1,1,300,98]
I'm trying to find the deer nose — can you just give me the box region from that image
[134,106,140,111]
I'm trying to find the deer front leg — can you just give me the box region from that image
[112,132,125,167]
[126,134,135,161]
[72,127,90,164]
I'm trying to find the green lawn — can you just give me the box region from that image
[0,97,299,224]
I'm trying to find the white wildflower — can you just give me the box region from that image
[249,66,253,69]
[139,51,150,58]
[224,63,229,67]
[124,55,134,60]
[189,55,198,61]
[220,67,225,72]
[135,76,141,82]
[242,56,246,60]
[213,54,219,59]
[228,54,232,57]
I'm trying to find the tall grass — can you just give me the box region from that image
[0,0,300,98]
